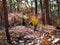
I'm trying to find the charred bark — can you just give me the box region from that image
[35,0,37,16]
[2,0,11,44]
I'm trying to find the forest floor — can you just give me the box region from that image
[0,25,60,45]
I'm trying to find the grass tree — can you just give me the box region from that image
[31,16,38,31]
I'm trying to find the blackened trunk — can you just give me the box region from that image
[2,0,11,44]
[35,0,37,16]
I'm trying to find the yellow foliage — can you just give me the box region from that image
[30,16,39,26]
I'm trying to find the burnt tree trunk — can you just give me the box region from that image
[35,0,37,16]
[2,0,11,43]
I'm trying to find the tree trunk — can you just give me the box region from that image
[10,0,13,12]
[57,0,60,17]
[2,0,11,43]
[35,0,37,16]
[16,0,20,11]
[40,0,52,25]
[40,0,45,24]
[40,0,46,24]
